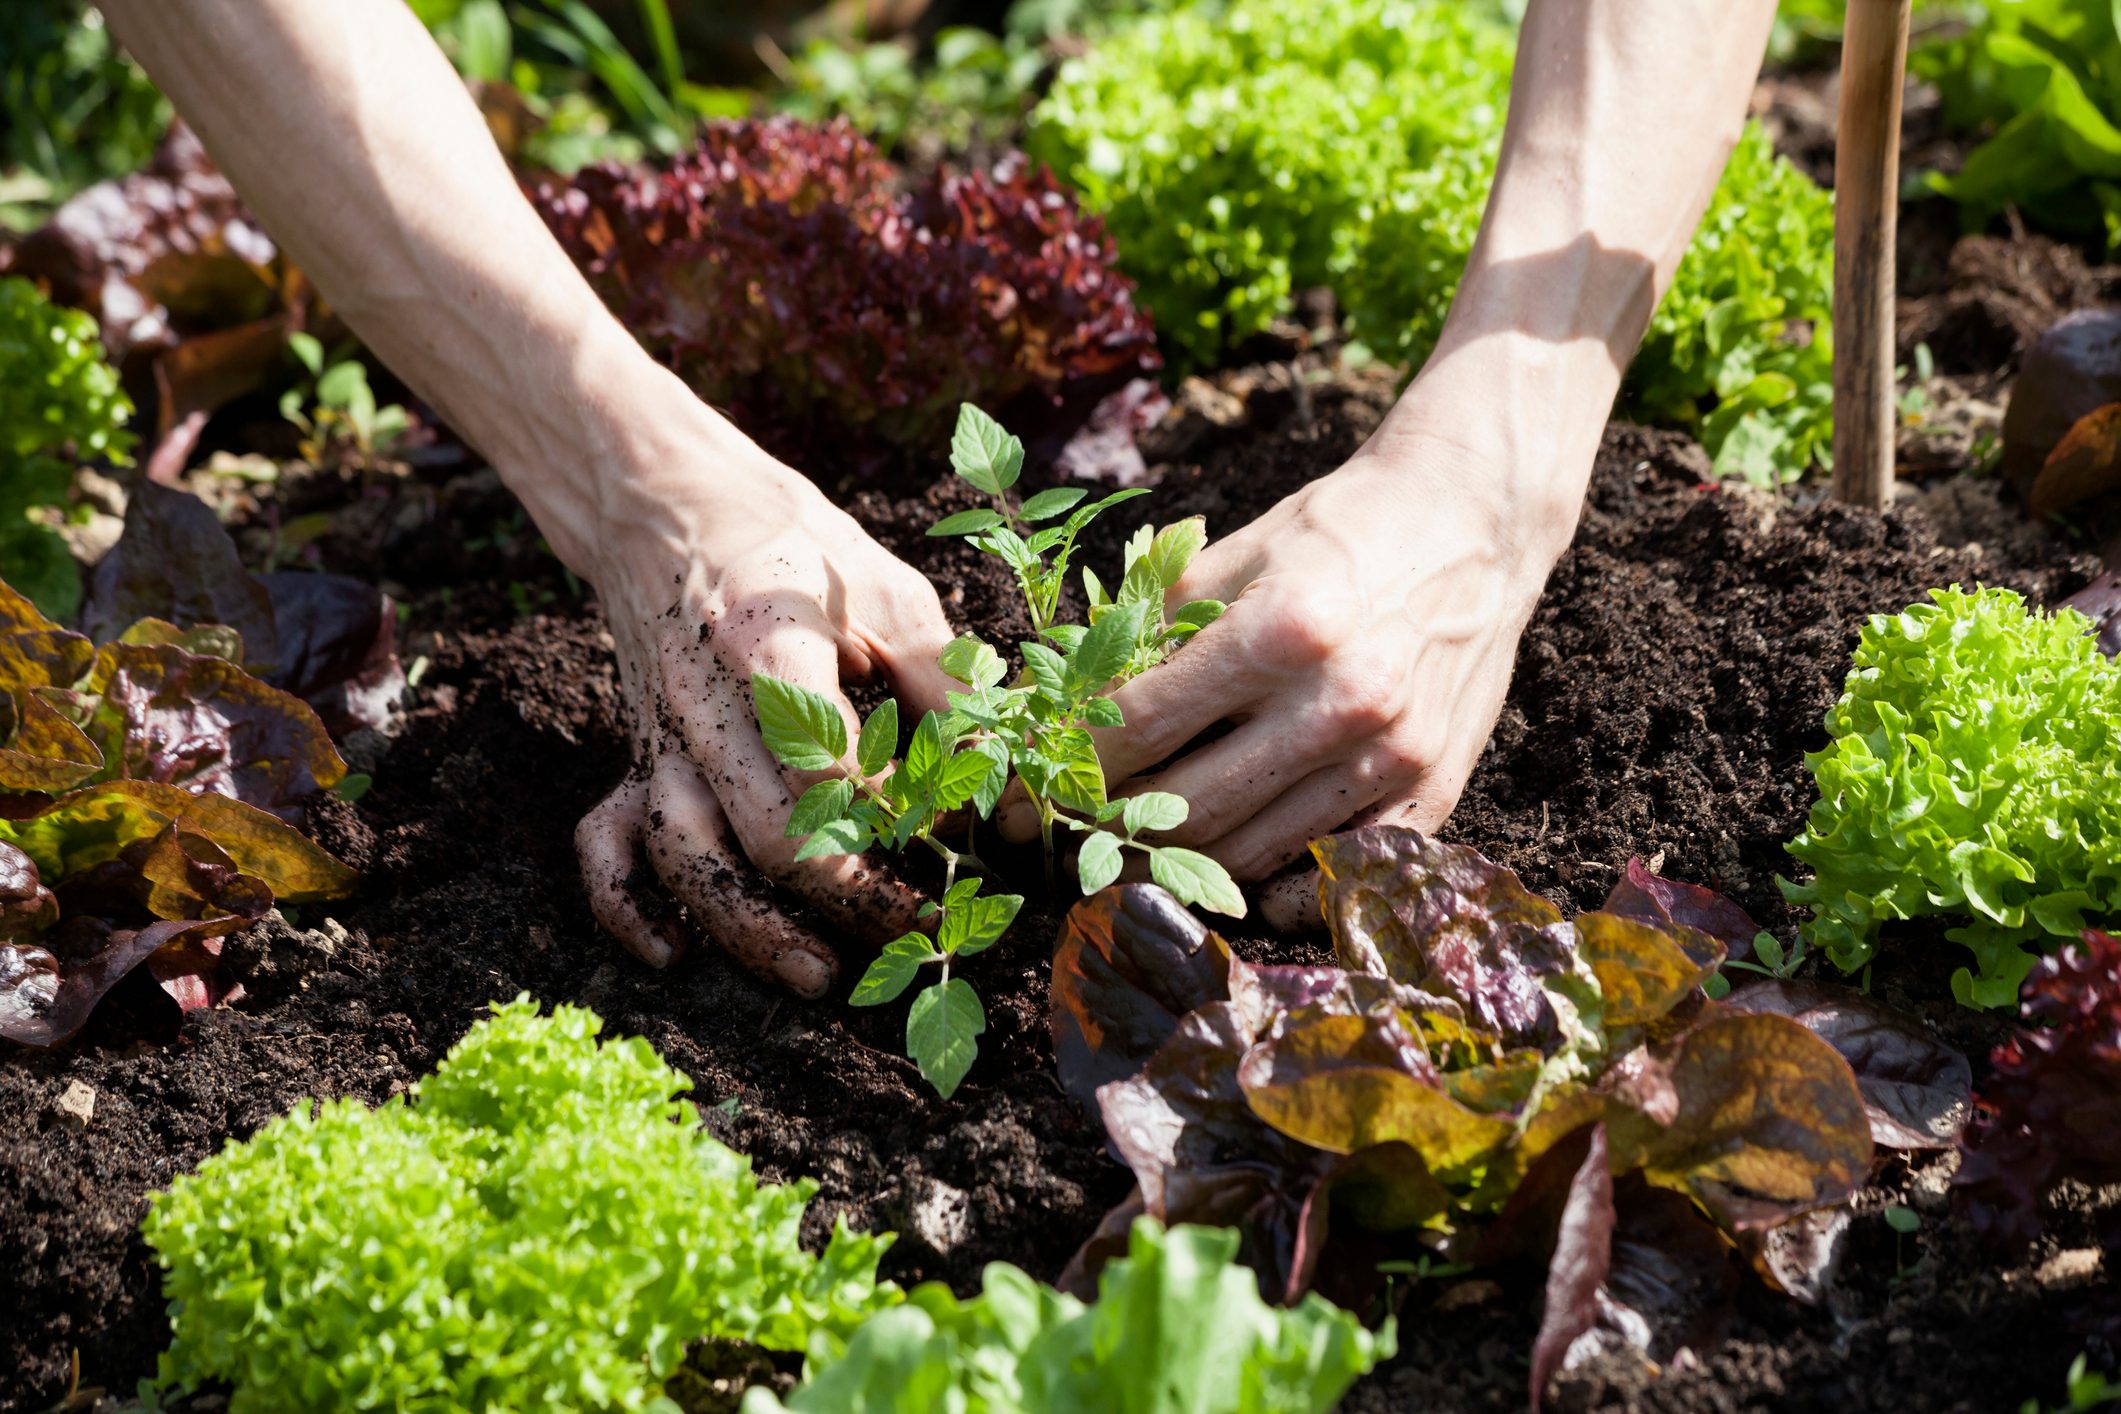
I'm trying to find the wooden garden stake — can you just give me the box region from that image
[1830,0,1914,510]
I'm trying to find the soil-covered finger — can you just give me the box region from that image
[644,761,838,998]
[574,778,684,968]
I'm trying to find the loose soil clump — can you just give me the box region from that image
[2,364,2112,1411]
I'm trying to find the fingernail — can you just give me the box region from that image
[778,948,832,999]
[634,932,676,969]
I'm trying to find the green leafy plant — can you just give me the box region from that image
[1916,0,2121,249]
[1783,585,2121,1007]
[775,27,1046,164]
[1028,0,1837,484]
[0,275,133,618]
[742,1219,1390,1414]
[752,404,1239,1098]
[0,0,169,232]
[145,996,897,1413]
[280,331,408,461]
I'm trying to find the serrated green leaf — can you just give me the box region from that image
[851,934,936,1006]
[1021,640,1068,704]
[1043,623,1087,654]
[1096,799,1129,823]
[752,673,848,771]
[976,525,1038,573]
[787,779,855,837]
[969,738,1011,818]
[1077,831,1124,894]
[929,508,1006,538]
[1019,487,1088,521]
[1120,522,1154,573]
[1143,517,1208,589]
[1024,526,1066,556]
[793,816,873,861]
[857,699,899,778]
[940,635,1007,691]
[1044,726,1107,816]
[1082,696,1125,728]
[1172,599,1226,630]
[940,890,1023,956]
[896,711,947,801]
[1149,846,1246,916]
[1065,487,1151,535]
[934,748,997,811]
[1065,600,1151,700]
[949,404,1023,495]
[907,978,985,1099]
[1122,792,1188,836]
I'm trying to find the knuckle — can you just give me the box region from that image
[1318,665,1402,740]
[1251,582,1356,668]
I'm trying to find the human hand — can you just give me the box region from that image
[1002,424,1579,931]
[571,430,959,997]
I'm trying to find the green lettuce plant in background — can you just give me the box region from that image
[1027,0,1837,486]
[1783,586,2121,1008]
[0,276,132,620]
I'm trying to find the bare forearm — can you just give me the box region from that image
[1378,0,1778,549]
[97,0,712,574]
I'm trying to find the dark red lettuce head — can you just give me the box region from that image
[1954,930,2121,1250]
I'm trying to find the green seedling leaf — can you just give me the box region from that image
[934,748,996,811]
[1060,489,1151,543]
[907,977,985,1099]
[851,934,935,1006]
[950,404,1023,496]
[929,508,1006,537]
[793,816,872,861]
[1044,624,1087,654]
[940,890,1023,956]
[752,673,847,771]
[856,699,899,778]
[1019,487,1088,521]
[943,877,984,909]
[1096,800,1129,823]
[1083,566,1111,609]
[1066,600,1152,700]
[286,331,325,375]
[1122,792,1189,836]
[1021,641,1068,704]
[976,525,1038,573]
[894,712,947,803]
[1078,831,1124,894]
[1044,727,1108,816]
[968,738,1011,817]
[1143,517,1208,589]
[1120,523,1154,573]
[1171,599,1226,631]
[1149,846,1246,917]
[1082,696,1125,728]
[940,635,1007,690]
[1882,1205,1920,1234]
[787,779,855,837]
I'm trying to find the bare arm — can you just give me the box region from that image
[1071,0,1782,923]
[100,0,962,992]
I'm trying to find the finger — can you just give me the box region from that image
[1261,789,1436,935]
[661,637,926,944]
[1109,717,1320,847]
[1199,760,1406,881]
[1262,872,1324,934]
[575,776,686,968]
[644,757,838,998]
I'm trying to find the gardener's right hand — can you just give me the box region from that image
[566,391,962,997]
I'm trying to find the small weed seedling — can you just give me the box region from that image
[752,404,1242,1098]
[282,332,408,461]
[1704,928,1808,998]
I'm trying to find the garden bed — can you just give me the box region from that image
[5,285,2116,1408]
